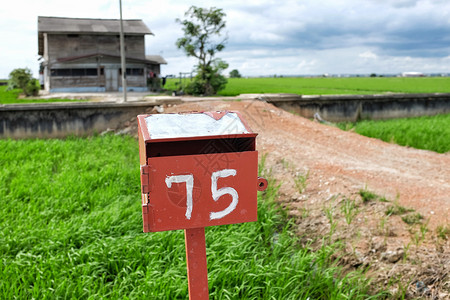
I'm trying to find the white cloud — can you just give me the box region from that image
[359,51,378,59]
[249,32,285,43]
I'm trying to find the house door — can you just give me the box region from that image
[105,68,118,91]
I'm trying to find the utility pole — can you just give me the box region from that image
[119,0,127,102]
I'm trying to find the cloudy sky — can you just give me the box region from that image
[0,0,449,78]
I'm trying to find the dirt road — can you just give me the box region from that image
[160,99,449,298]
[164,99,449,227]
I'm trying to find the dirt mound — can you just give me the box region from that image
[128,99,449,298]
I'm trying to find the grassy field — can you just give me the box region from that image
[165,77,450,96]
[0,85,77,104]
[337,113,450,153]
[0,135,386,299]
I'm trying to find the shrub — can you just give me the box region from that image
[185,60,228,96]
[25,79,40,96]
[184,78,209,95]
[7,68,40,96]
[8,68,32,90]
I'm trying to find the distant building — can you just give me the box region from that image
[401,72,425,77]
[38,16,167,92]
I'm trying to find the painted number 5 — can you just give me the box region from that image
[210,169,239,220]
[165,169,239,221]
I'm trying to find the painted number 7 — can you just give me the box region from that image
[165,169,239,221]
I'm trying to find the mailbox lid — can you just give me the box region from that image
[142,151,258,232]
[138,111,257,143]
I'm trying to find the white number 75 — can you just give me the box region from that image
[165,169,239,221]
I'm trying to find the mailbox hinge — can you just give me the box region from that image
[141,193,151,232]
[140,165,150,194]
[142,203,151,232]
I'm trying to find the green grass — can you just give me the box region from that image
[338,114,450,153]
[0,136,386,299]
[0,85,80,104]
[165,77,450,96]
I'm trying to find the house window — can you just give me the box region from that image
[51,69,71,76]
[50,68,98,76]
[119,68,144,76]
[72,69,85,76]
[86,69,98,76]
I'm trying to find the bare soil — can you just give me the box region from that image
[126,99,449,299]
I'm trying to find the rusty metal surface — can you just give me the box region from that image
[185,227,209,300]
[142,151,258,232]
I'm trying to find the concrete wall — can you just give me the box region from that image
[1,93,449,139]
[0,102,156,139]
[264,93,450,122]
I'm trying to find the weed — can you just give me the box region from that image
[378,216,395,237]
[411,222,428,247]
[392,277,411,299]
[419,221,429,240]
[258,153,272,178]
[436,225,450,240]
[280,158,291,169]
[379,216,387,233]
[401,213,424,225]
[379,196,389,202]
[323,196,338,240]
[324,205,334,225]
[340,197,359,225]
[298,207,310,219]
[386,203,414,216]
[411,230,422,247]
[403,243,412,262]
[359,188,377,203]
[294,170,309,194]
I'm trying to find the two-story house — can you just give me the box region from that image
[38,16,166,92]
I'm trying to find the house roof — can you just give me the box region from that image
[38,16,153,35]
[55,53,164,66]
[146,55,167,65]
[38,16,153,55]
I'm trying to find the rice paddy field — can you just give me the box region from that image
[337,113,450,153]
[165,76,450,96]
[0,135,386,299]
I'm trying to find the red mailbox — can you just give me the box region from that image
[137,111,267,299]
[138,111,265,232]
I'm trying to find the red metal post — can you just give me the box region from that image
[184,227,209,300]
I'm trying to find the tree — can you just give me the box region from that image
[176,6,228,95]
[7,68,40,96]
[229,69,241,78]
